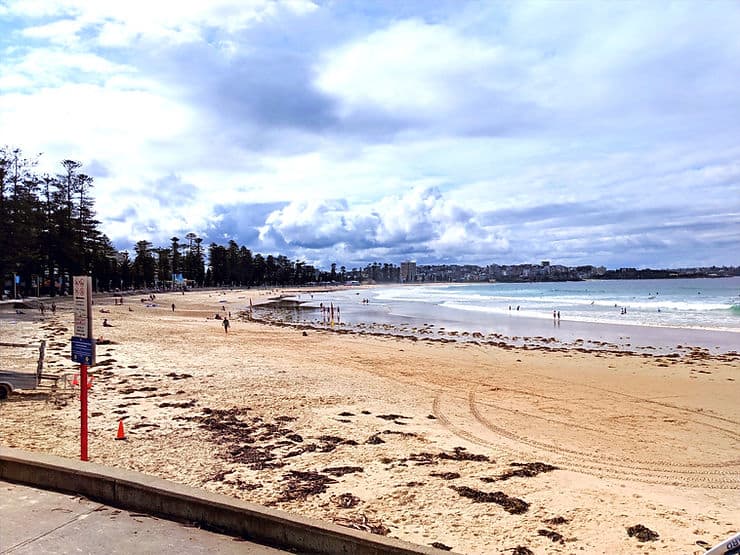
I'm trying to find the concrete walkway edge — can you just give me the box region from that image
[0,447,449,555]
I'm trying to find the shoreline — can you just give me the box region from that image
[1,287,738,554]
[254,293,740,358]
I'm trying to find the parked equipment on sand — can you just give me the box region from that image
[704,532,740,555]
[0,341,59,399]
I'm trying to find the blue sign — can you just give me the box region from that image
[71,336,95,365]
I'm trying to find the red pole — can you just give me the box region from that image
[80,363,88,461]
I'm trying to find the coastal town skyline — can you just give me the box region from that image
[1,1,739,269]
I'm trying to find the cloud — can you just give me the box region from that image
[258,186,510,265]
[314,18,542,137]
[1,1,739,269]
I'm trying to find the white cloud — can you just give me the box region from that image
[315,19,518,118]
[6,0,318,46]
[259,186,510,262]
[21,18,85,46]
[1,1,738,268]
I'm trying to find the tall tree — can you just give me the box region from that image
[193,237,205,285]
[170,236,181,279]
[132,240,155,288]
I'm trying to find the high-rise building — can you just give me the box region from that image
[400,261,417,283]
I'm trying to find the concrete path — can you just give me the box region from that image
[0,481,294,554]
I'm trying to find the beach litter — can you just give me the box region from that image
[333,514,390,536]
[330,492,361,508]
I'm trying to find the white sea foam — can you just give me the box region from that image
[373,277,740,333]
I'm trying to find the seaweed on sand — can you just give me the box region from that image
[323,466,364,477]
[450,486,529,514]
[497,461,558,480]
[537,529,564,543]
[439,446,490,462]
[276,470,337,502]
[627,524,659,542]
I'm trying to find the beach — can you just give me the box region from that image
[1,288,738,554]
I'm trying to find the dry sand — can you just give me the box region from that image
[1,288,738,554]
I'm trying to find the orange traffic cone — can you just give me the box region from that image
[87,375,95,389]
[115,420,127,440]
[71,374,79,386]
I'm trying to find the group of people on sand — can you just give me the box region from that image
[101,291,242,335]
[37,301,56,315]
[319,302,340,323]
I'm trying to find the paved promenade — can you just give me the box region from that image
[1,480,293,555]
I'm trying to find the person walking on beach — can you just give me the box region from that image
[222,317,230,334]
[171,303,175,312]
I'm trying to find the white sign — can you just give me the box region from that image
[73,276,92,338]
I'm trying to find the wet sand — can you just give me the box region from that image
[267,290,740,355]
[1,288,738,554]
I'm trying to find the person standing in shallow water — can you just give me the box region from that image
[222,317,230,334]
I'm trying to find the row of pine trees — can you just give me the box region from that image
[0,146,324,297]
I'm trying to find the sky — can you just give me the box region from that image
[1,0,739,270]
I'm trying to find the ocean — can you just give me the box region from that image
[375,277,740,331]
[274,277,740,355]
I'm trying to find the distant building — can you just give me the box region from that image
[400,261,417,283]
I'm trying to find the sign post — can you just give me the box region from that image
[72,276,94,461]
